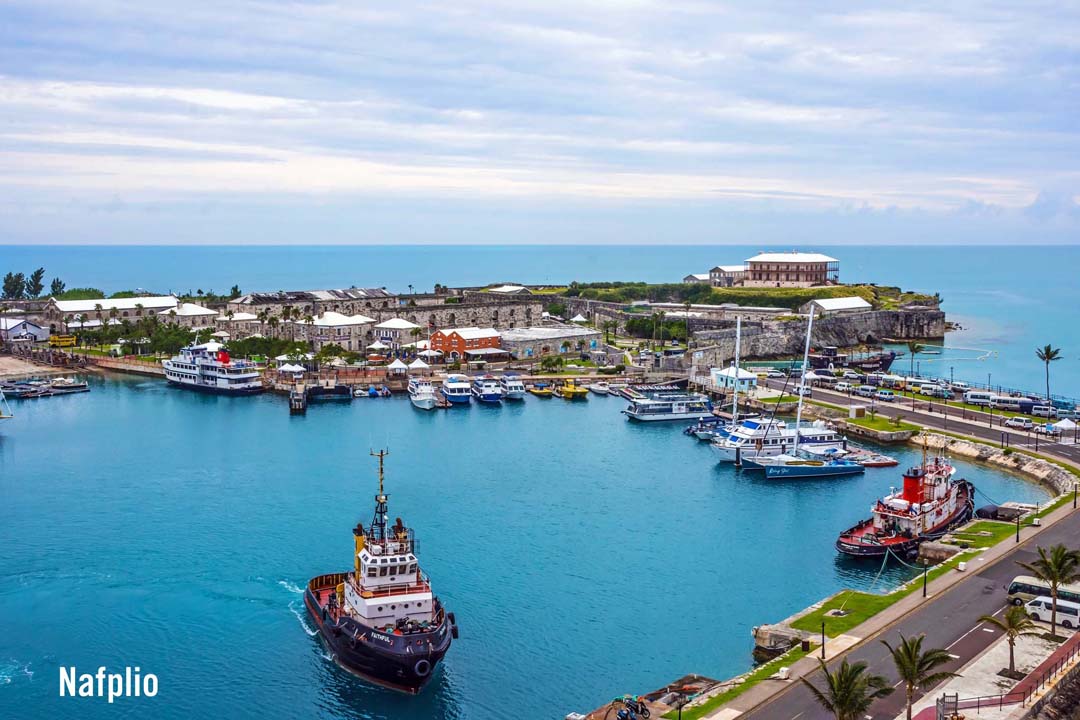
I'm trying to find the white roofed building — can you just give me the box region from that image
[800,296,872,315]
[0,317,49,342]
[710,365,758,392]
[683,273,711,284]
[373,317,422,350]
[744,252,839,287]
[44,295,178,331]
[292,312,375,352]
[159,303,219,329]
[499,325,601,360]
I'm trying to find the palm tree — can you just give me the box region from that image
[801,658,893,720]
[1017,544,1080,638]
[980,606,1041,675]
[907,341,924,379]
[882,634,958,720]
[1035,344,1062,402]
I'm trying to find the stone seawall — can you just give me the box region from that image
[918,432,1076,496]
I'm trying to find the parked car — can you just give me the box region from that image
[766,369,786,378]
[795,385,813,397]
[922,385,953,399]
[1034,424,1063,437]
[842,370,863,381]
[1004,417,1034,430]
[1026,596,1080,629]
[1031,405,1058,418]
[950,381,971,392]
[875,389,897,402]
[835,382,854,393]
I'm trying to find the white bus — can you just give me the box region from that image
[964,391,996,407]
[1006,575,1080,606]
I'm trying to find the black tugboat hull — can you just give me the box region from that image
[166,380,264,396]
[304,584,453,694]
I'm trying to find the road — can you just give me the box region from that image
[737,385,1080,719]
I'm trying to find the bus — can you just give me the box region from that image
[1006,575,1080,606]
[48,334,77,348]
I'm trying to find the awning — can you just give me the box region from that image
[278,363,305,373]
[408,358,430,369]
[464,347,508,356]
[570,314,588,322]
[1054,418,1077,430]
[387,358,408,369]
[417,349,443,357]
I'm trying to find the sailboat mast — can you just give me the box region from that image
[732,315,742,422]
[793,307,815,453]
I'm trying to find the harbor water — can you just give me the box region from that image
[3,244,1078,396]
[0,374,1051,719]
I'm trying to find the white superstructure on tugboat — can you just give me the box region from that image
[162,340,263,395]
[304,451,457,694]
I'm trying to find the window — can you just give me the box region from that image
[367,568,377,577]
[379,567,387,576]
[408,563,417,573]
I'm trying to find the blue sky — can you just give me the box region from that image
[1,0,1078,244]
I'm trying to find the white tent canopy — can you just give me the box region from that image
[570,314,588,322]
[417,349,443,357]
[1054,418,1077,430]
[408,358,430,369]
[387,358,408,370]
[368,340,389,350]
[278,363,305,373]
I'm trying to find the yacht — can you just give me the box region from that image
[588,381,611,395]
[622,392,713,422]
[710,418,845,463]
[408,378,437,411]
[49,377,90,394]
[163,341,264,395]
[440,374,472,405]
[498,374,526,400]
[471,375,503,403]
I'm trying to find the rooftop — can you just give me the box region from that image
[436,326,500,340]
[808,296,872,311]
[0,317,40,330]
[53,295,178,313]
[746,252,838,264]
[296,311,376,327]
[711,265,747,273]
[487,284,531,294]
[374,317,421,330]
[232,287,394,305]
[160,302,218,317]
[500,325,600,342]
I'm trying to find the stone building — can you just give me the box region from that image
[373,317,422,350]
[292,312,375,352]
[743,252,839,287]
[709,265,749,287]
[43,295,179,332]
[158,302,219,330]
[499,325,602,360]
[800,297,871,316]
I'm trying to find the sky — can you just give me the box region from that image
[1,0,1079,245]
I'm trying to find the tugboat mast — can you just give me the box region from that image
[370,449,390,542]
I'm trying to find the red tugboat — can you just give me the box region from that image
[305,450,457,693]
[836,454,974,559]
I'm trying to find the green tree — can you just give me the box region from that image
[25,268,46,298]
[801,658,893,720]
[882,634,958,720]
[50,277,65,296]
[229,285,241,299]
[906,341,924,378]
[980,606,1041,675]
[1035,344,1062,402]
[2,272,26,299]
[1017,544,1080,638]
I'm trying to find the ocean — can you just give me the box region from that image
[2,244,1077,396]
[0,374,1053,720]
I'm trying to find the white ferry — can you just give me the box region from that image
[440,374,472,405]
[710,418,844,464]
[621,392,713,422]
[408,378,437,411]
[472,375,503,404]
[163,341,264,396]
[498,374,526,400]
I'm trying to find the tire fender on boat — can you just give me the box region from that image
[414,659,431,677]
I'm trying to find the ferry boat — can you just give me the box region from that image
[710,418,845,463]
[836,457,975,558]
[471,375,503,403]
[498,374,526,400]
[622,392,713,422]
[304,451,457,694]
[555,379,590,400]
[163,341,263,395]
[440,374,473,405]
[408,378,437,411]
[527,382,554,397]
[809,346,896,374]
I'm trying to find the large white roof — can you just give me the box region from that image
[53,295,178,313]
[714,366,758,379]
[746,252,838,264]
[487,284,530,293]
[227,312,259,321]
[297,311,375,327]
[809,297,872,311]
[0,317,40,330]
[500,326,599,342]
[374,317,421,330]
[160,302,218,317]
[437,326,500,340]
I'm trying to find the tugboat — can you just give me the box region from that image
[305,451,457,694]
[836,452,975,558]
[808,345,896,374]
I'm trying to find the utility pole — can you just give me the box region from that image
[821,620,826,659]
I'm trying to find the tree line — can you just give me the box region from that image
[2,267,65,299]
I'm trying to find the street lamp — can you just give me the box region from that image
[950,366,955,385]
[821,620,827,659]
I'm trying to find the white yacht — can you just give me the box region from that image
[622,392,713,422]
[588,381,611,395]
[408,378,437,411]
[440,374,472,405]
[498,374,526,400]
[710,418,845,463]
[163,341,263,395]
[472,375,503,404]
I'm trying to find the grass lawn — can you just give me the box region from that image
[761,395,799,403]
[947,520,1018,548]
[664,646,813,720]
[847,416,922,433]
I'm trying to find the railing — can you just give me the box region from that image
[936,632,1080,719]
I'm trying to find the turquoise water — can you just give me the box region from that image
[0,374,1051,719]
[3,244,1077,397]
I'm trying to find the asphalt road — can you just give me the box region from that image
[738,384,1080,719]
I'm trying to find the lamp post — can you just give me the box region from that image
[950,366,955,385]
[1016,513,1021,543]
[821,620,826,659]
[923,566,929,597]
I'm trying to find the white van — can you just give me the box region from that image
[992,396,1023,412]
[1026,596,1080,629]
[923,385,952,399]
[964,391,996,407]
[1032,405,1058,418]
[875,389,897,402]
[835,382,854,393]
[951,381,971,392]
[856,385,876,398]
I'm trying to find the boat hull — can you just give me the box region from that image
[165,379,264,396]
[472,391,502,403]
[410,395,437,410]
[502,390,526,400]
[758,463,865,479]
[304,584,452,694]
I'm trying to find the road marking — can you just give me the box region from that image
[948,653,960,659]
[982,627,996,633]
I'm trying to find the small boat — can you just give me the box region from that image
[555,379,589,400]
[408,378,437,411]
[588,381,611,395]
[848,450,900,467]
[49,377,90,394]
[527,382,553,397]
[368,384,380,398]
[304,451,457,694]
[4,383,52,399]
[440,374,473,405]
[742,450,866,479]
[498,374,526,400]
[837,457,975,558]
[472,376,503,403]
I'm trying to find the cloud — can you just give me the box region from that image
[0,0,1077,242]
